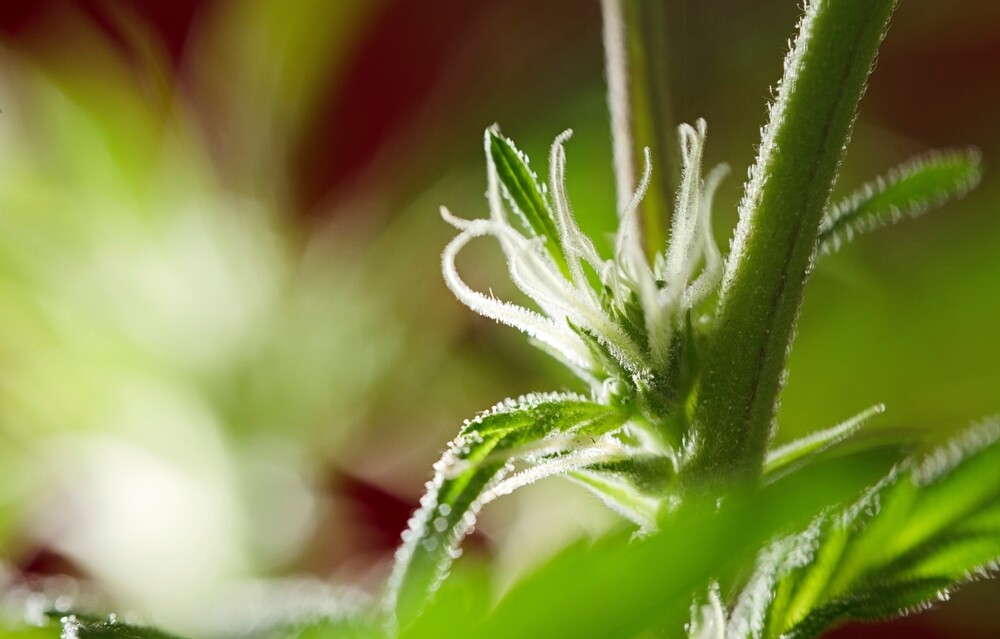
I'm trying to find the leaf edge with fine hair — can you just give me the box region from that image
[817,147,982,255]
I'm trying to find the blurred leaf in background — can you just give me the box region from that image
[0,0,442,632]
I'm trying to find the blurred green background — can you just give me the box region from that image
[0,0,996,637]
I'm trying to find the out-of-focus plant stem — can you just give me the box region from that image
[601,0,678,257]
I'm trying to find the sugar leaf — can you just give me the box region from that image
[487,128,568,273]
[387,393,630,627]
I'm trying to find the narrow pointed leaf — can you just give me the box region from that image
[567,470,661,529]
[818,147,982,254]
[387,394,629,626]
[581,454,674,496]
[568,320,632,382]
[487,128,568,272]
[764,404,885,477]
[567,454,675,528]
[739,420,1000,639]
[600,0,678,255]
[781,578,953,639]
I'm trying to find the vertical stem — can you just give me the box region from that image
[689,0,898,485]
[601,0,677,257]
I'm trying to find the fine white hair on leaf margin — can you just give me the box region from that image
[913,416,1000,486]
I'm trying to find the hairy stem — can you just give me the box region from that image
[688,0,898,484]
[600,0,678,256]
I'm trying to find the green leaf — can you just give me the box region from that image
[292,618,387,639]
[763,404,885,478]
[567,454,674,529]
[818,148,982,255]
[781,578,953,639]
[401,445,896,639]
[387,393,630,627]
[737,420,1000,639]
[391,562,491,639]
[580,454,674,496]
[486,128,568,273]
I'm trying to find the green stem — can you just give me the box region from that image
[600,0,678,257]
[689,0,898,484]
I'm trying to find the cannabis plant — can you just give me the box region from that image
[7,1,998,639]
[386,0,996,637]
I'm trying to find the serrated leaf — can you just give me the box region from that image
[727,446,905,639]
[817,147,982,255]
[400,446,896,639]
[487,128,567,272]
[763,404,885,478]
[781,577,953,639]
[741,419,1000,639]
[880,529,1000,583]
[387,393,630,626]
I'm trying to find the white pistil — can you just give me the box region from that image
[442,120,727,384]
